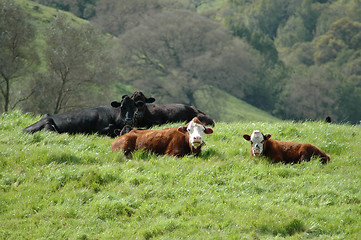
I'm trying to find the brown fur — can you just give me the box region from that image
[243,133,330,164]
[112,117,212,157]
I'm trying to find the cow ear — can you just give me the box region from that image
[243,134,251,141]
[177,126,187,134]
[111,101,121,108]
[146,97,155,103]
[204,128,213,134]
[264,134,271,140]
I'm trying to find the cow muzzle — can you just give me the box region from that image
[134,111,144,120]
[124,118,133,126]
[252,147,262,156]
[191,136,203,148]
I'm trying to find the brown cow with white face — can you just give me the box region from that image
[243,130,330,164]
[112,117,213,157]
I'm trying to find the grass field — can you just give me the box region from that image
[1,111,361,239]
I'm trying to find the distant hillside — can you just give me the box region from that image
[193,85,279,123]
[11,0,279,123]
[15,0,85,24]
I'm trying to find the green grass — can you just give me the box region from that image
[1,110,361,239]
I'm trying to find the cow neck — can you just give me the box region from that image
[135,105,152,128]
[110,106,122,125]
[262,139,273,156]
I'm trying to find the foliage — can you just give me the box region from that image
[0,0,39,112]
[118,9,259,107]
[30,13,117,114]
[1,111,361,239]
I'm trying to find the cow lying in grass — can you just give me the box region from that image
[112,117,213,157]
[23,95,136,137]
[130,91,215,128]
[243,130,330,164]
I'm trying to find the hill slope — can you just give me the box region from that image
[12,0,279,123]
[1,111,360,239]
[194,85,279,122]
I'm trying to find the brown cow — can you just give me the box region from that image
[243,130,330,164]
[112,117,213,157]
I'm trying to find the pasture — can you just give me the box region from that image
[1,111,361,239]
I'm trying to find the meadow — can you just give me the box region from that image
[1,111,361,239]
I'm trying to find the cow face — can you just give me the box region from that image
[111,95,136,126]
[130,91,155,120]
[243,130,271,156]
[178,117,213,149]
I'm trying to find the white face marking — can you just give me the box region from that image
[187,121,205,148]
[250,130,265,156]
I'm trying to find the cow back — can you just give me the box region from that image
[112,127,191,156]
[263,139,330,163]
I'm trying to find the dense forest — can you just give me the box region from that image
[1,0,361,123]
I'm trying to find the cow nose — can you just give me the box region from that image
[125,118,133,125]
[135,112,143,119]
[193,136,202,141]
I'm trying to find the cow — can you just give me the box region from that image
[130,91,215,128]
[23,95,136,137]
[243,130,330,164]
[324,116,332,123]
[111,117,214,157]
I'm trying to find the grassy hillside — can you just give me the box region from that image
[1,111,360,239]
[194,85,279,123]
[15,0,87,24]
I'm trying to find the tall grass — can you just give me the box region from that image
[1,111,361,239]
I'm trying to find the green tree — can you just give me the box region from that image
[119,9,258,106]
[0,0,39,113]
[33,14,116,114]
[314,18,361,65]
[336,77,361,123]
[93,0,170,36]
[275,66,338,121]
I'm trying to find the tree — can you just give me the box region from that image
[336,76,361,123]
[93,0,166,36]
[0,0,39,113]
[118,9,258,106]
[33,14,117,114]
[275,66,338,121]
[314,18,361,65]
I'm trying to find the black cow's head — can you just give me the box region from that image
[130,91,155,120]
[111,95,136,126]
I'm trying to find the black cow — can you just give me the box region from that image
[130,91,215,128]
[23,95,136,137]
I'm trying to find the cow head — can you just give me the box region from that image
[243,130,271,156]
[130,91,155,120]
[111,95,136,126]
[178,117,213,149]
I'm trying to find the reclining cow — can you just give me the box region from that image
[130,91,215,128]
[23,95,136,137]
[243,130,330,164]
[112,117,213,157]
